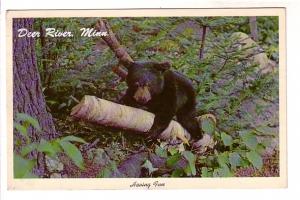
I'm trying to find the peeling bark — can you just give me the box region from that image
[71,95,191,144]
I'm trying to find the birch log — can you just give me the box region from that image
[70,95,191,144]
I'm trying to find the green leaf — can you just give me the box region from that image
[98,167,111,178]
[14,154,36,178]
[14,123,28,137]
[23,172,39,178]
[166,153,181,168]
[21,143,38,156]
[213,165,233,177]
[255,127,277,136]
[201,167,208,177]
[256,144,266,154]
[239,157,251,167]
[16,113,41,132]
[50,140,63,154]
[241,131,258,150]
[201,167,213,177]
[260,138,272,147]
[217,152,229,167]
[184,165,193,176]
[37,139,56,157]
[229,152,241,170]
[59,140,84,169]
[60,136,87,144]
[246,150,263,170]
[142,160,158,175]
[155,145,168,158]
[97,161,118,178]
[182,151,196,176]
[171,169,184,177]
[221,132,233,146]
[201,117,215,135]
[198,155,207,164]
[168,146,178,156]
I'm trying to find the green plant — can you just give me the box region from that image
[153,143,197,177]
[14,113,87,178]
[29,17,279,178]
[197,130,266,177]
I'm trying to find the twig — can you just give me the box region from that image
[80,138,100,152]
[199,26,207,60]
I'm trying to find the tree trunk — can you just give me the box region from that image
[39,21,47,82]
[249,17,258,42]
[199,26,207,60]
[13,18,58,175]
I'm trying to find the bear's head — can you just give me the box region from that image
[126,61,171,104]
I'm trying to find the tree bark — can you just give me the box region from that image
[13,18,59,175]
[199,26,207,60]
[39,21,47,81]
[249,17,258,42]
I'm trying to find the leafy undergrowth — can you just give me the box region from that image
[235,151,279,177]
[14,17,280,178]
[51,106,279,178]
[13,111,279,178]
[51,119,280,178]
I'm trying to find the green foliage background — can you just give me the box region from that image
[20,16,280,177]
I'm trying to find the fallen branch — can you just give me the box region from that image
[71,95,191,144]
[95,19,133,78]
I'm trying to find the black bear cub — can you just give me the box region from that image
[121,61,202,141]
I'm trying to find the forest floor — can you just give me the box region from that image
[46,20,280,178]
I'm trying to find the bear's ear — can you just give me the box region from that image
[153,61,171,72]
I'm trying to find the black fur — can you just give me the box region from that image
[121,61,202,141]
